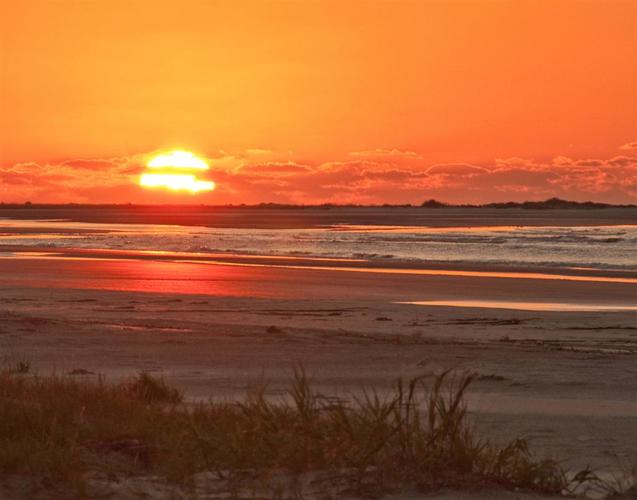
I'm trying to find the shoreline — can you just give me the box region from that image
[0,249,636,307]
[2,244,637,282]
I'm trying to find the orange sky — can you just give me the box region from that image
[1,0,636,204]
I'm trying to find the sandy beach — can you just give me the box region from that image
[1,248,635,482]
[1,208,636,497]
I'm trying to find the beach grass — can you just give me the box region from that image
[0,367,611,498]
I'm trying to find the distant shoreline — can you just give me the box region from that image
[1,203,636,230]
[1,197,636,210]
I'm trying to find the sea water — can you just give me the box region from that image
[1,217,636,271]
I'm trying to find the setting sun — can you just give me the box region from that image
[139,173,215,193]
[147,151,209,170]
[140,150,215,193]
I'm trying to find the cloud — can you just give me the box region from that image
[349,149,424,160]
[238,162,311,177]
[0,156,146,203]
[244,148,274,156]
[426,164,488,176]
[1,149,636,205]
[620,141,637,151]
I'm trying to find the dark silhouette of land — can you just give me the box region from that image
[420,197,637,209]
[1,198,636,229]
[1,197,636,210]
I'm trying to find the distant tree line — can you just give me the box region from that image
[0,197,635,209]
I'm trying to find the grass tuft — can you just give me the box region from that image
[0,367,626,498]
[2,360,31,375]
[119,371,183,404]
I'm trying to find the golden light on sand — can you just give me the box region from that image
[140,150,215,193]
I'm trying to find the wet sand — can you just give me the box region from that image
[0,250,636,480]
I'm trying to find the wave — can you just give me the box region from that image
[2,221,636,272]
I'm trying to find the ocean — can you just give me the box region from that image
[1,207,636,272]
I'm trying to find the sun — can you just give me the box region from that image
[146,151,209,170]
[139,150,215,193]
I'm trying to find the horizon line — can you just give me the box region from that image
[1,198,637,210]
